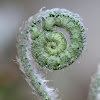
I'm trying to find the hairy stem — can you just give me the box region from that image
[88,65,100,100]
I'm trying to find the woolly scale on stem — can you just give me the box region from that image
[17,8,86,100]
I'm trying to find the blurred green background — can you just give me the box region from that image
[0,0,100,100]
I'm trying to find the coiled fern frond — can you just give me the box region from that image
[17,8,86,100]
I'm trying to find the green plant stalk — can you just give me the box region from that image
[17,8,86,100]
[88,65,100,100]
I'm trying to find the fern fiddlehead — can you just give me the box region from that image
[17,8,86,100]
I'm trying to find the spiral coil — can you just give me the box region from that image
[30,9,86,70]
[17,8,86,100]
